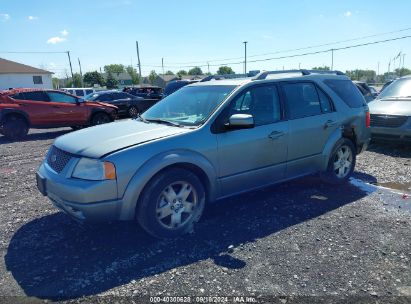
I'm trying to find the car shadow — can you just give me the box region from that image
[0,129,71,144]
[368,141,411,157]
[5,175,372,300]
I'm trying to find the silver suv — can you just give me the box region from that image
[37,70,371,238]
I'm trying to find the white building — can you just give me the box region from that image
[0,58,53,90]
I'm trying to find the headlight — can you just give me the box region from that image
[72,158,116,180]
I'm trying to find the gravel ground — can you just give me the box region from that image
[0,128,410,303]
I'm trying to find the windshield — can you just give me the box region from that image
[142,85,236,126]
[378,78,411,99]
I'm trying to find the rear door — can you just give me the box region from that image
[280,81,339,177]
[45,91,88,125]
[11,91,52,126]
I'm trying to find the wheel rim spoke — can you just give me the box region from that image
[178,183,192,201]
[170,212,182,227]
[156,204,172,219]
[163,186,177,203]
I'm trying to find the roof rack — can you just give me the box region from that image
[200,73,249,82]
[253,69,345,80]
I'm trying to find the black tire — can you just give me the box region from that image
[136,168,206,239]
[2,115,29,140]
[128,106,139,118]
[91,112,110,126]
[321,138,356,185]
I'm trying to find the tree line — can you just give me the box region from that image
[54,63,410,89]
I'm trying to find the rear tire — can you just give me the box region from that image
[91,112,110,126]
[321,138,356,185]
[136,168,206,239]
[2,115,29,140]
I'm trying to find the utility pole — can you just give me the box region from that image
[136,41,142,82]
[377,62,380,82]
[162,57,164,76]
[78,57,83,87]
[331,49,334,70]
[66,51,74,87]
[298,62,301,69]
[243,41,248,75]
[207,62,210,74]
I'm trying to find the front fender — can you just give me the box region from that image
[320,127,343,172]
[118,149,217,220]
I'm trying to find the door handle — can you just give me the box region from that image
[268,131,285,140]
[324,120,337,129]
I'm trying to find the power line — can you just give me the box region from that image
[0,51,68,54]
[143,26,411,66]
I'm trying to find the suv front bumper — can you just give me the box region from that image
[37,161,122,222]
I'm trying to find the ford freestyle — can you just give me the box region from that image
[36,70,371,238]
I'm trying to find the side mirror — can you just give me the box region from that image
[226,114,254,129]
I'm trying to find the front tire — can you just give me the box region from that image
[2,115,29,140]
[136,168,206,239]
[91,112,110,126]
[321,138,356,185]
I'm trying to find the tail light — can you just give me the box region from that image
[365,111,370,128]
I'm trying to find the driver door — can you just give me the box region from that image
[215,84,289,198]
[45,91,87,125]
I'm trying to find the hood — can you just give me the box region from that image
[54,120,191,158]
[368,99,411,116]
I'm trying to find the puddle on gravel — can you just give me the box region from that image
[371,181,411,193]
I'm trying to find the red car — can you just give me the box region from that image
[0,88,117,139]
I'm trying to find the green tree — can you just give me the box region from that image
[345,69,376,83]
[188,67,203,75]
[217,66,235,75]
[52,77,60,89]
[148,70,157,84]
[126,66,140,85]
[66,73,82,87]
[395,67,411,77]
[165,70,174,75]
[105,71,118,89]
[311,66,330,71]
[83,71,105,87]
[104,64,125,76]
[177,70,188,77]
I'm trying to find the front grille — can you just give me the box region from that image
[370,114,408,128]
[47,146,72,173]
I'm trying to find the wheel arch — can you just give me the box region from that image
[118,150,217,221]
[89,108,113,124]
[0,109,30,126]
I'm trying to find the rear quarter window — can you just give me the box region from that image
[324,79,366,108]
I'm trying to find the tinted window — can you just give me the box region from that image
[318,89,333,113]
[75,90,84,96]
[324,79,366,108]
[33,76,43,84]
[23,91,50,101]
[96,94,113,102]
[164,81,189,95]
[85,89,93,95]
[10,93,26,100]
[282,82,321,119]
[47,92,77,103]
[230,85,281,126]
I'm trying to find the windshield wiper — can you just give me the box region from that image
[135,113,149,123]
[145,118,183,127]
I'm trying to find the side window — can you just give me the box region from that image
[47,92,77,103]
[229,85,281,126]
[75,90,84,96]
[23,91,50,101]
[282,82,321,119]
[324,79,366,108]
[10,93,26,100]
[33,76,43,84]
[85,89,93,95]
[117,92,130,99]
[318,89,333,113]
[96,94,112,102]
